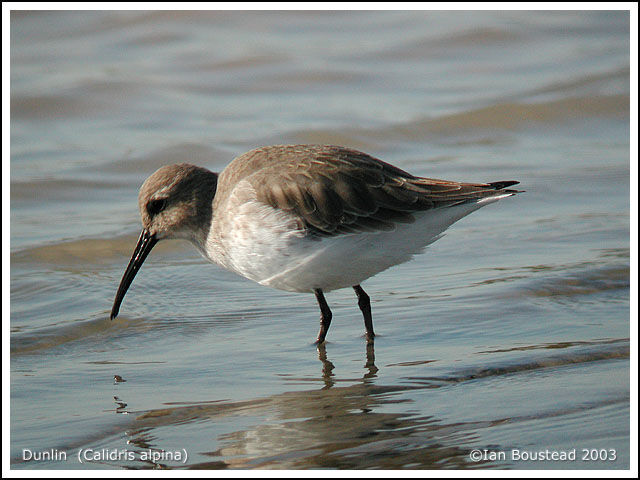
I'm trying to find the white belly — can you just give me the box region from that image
[204,182,502,293]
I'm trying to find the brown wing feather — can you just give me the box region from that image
[241,145,518,237]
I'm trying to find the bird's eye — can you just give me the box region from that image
[147,198,167,217]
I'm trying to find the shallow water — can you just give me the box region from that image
[10,10,631,470]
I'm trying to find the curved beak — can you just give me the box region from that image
[110,229,158,320]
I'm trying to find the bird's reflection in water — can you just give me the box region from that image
[364,342,379,380]
[315,343,335,389]
[316,341,378,388]
[124,339,487,469]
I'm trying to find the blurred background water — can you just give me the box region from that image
[9,9,631,470]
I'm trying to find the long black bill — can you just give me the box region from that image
[110,229,158,320]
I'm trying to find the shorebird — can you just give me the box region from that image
[110,144,520,343]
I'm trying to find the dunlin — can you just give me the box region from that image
[110,144,520,343]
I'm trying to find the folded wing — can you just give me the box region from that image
[246,145,519,237]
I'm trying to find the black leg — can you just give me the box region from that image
[353,285,375,342]
[314,288,332,344]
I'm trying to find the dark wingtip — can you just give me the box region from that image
[488,180,519,190]
[487,180,523,194]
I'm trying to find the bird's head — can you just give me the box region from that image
[110,163,217,320]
